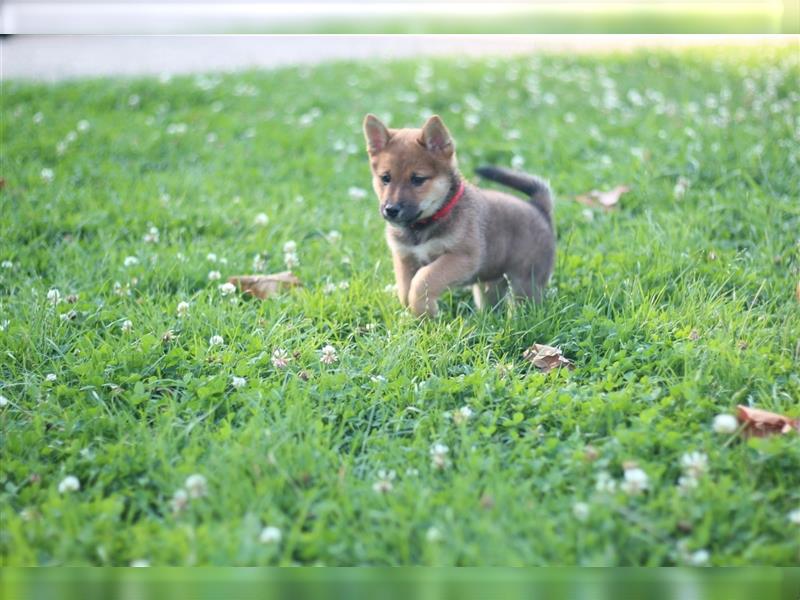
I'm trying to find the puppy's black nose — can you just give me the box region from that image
[383,204,400,219]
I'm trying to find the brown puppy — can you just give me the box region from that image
[363,114,555,317]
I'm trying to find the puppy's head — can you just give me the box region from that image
[362,114,457,226]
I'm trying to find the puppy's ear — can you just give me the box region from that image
[419,115,454,158]
[363,114,391,155]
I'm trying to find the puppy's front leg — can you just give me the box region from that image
[392,251,418,307]
[408,252,478,317]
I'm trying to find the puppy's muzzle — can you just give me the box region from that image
[381,202,421,224]
[382,204,400,219]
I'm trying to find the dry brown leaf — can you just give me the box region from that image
[522,343,575,373]
[736,405,800,437]
[227,272,302,299]
[574,185,630,211]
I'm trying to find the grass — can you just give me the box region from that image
[1,45,799,567]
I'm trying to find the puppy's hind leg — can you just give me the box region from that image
[508,270,541,304]
[472,278,508,310]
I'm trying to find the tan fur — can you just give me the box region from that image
[363,114,555,317]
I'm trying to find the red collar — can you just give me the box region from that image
[412,181,465,228]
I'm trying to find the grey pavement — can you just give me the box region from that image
[2,35,793,82]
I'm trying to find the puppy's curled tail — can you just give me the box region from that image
[475,165,553,225]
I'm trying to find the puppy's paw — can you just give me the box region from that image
[409,295,438,318]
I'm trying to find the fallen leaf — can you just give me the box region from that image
[573,185,630,211]
[0,178,5,189]
[522,343,575,373]
[227,272,302,299]
[736,405,799,437]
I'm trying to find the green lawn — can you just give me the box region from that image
[1,45,799,566]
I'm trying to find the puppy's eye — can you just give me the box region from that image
[380,173,391,185]
[410,175,428,187]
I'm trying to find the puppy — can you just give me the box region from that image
[363,114,555,317]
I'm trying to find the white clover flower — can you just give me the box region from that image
[58,475,80,494]
[680,452,708,479]
[128,94,141,107]
[184,474,207,499]
[143,226,159,243]
[33,111,44,124]
[384,283,397,294]
[372,469,396,494]
[1,260,12,269]
[688,549,710,566]
[208,270,221,281]
[259,526,282,544]
[595,470,617,494]
[284,252,299,269]
[166,123,188,135]
[231,376,246,389]
[0,320,9,332]
[620,467,649,496]
[282,240,297,254]
[121,319,133,333]
[788,509,800,525]
[130,559,150,567]
[712,414,738,434]
[430,443,450,470]
[347,186,367,200]
[170,489,189,514]
[47,288,61,305]
[252,254,266,272]
[123,256,139,267]
[206,253,218,263]
[511,155,525,170]
[678,475,699,493]
[218,282,236,296]
[673,176,690,199]
[338,281,349,290]
[572,502,590,522]
[453,405,473,426]
[464,113,481,129]
[0,395,8,407]
[320,344,338,365]
[326,230,341,244]
[209,335,224,347]
[41,168,54,182]
[271,348,291,369]
[425,526,442,543]
[46,373,57,382]
[77,119,91,132]
[176,301,190,317]
[322,282,337,295]
[254,213,269,226]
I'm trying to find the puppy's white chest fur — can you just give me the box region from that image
[392,235,453,266]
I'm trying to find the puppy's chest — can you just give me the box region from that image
[392,235,452,265]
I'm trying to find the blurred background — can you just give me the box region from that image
[2,1,797,81]
[2,0,798,34]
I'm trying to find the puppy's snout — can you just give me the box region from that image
[383,204,400,219]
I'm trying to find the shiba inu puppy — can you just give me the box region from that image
[363,114,555,317]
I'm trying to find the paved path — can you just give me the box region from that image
[2,35,792,82]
